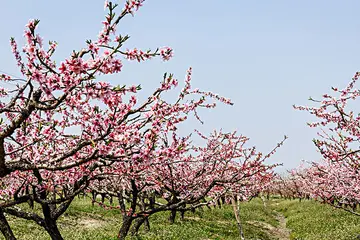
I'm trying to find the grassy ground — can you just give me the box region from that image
[2,197,360,239]
[1,197,278,240]
[271,198,360,240]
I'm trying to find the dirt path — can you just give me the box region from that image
[272,211,291,240]
[247,204,291,240]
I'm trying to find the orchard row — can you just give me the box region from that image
[0,1,358,240]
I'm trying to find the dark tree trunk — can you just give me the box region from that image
[42,204,63,240]
[130,218,143,236]
[217,199,222,209]
[168,210,176,224]
[0,209,16,240]
[92,191,96,207]
[130,216,150,236]
[144,217,150,231]
[118,216,134,240]
[44,218,63,240]
[117,180,138,240]
[179,203,186,220]
[129,194,150,236]
[180,210,185,221]
[27,199,34,209]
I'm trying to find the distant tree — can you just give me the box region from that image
[295,71,360,215]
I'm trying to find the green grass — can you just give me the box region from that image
[2,197,122,240]
[0,197,277,240]
[3,197,360,239]
[271,198,360,240]
[132,198,278,240]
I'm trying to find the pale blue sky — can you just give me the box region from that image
[1,1,360,171]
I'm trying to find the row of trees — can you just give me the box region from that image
[267,74,360,211]
[278,72,360,215]
[4,0,360,239]
[0,1,286,239]
[266,163,360,215]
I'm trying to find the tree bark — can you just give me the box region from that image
[42,204,63,240]
[118,216,134,240]
[117,180,138,240]
[217,199,222,209]
[91,191,97,207]
[0,209,16,240]
[168,210,176,224]
[144,217,150,231]
[180,210,185,221]
[130,216,150,236]
[231,195,245,240]
[44,218,63,240]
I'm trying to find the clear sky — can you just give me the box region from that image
[1,0,360,171]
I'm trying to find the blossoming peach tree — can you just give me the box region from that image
[90,128,286,239]
[0,1,175,239]
[0,1,285,240]
[294,72,360,215]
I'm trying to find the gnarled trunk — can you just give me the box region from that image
[130,216,150,236]
[180,210,185,221]
[42,203,63,240]
[168,209,176,224]
[117,180,138,240]
[118,216,134,240]
[0,209,16,240]
[44,218,63,240]
[217,199,222,209]
[144,217,150,231]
